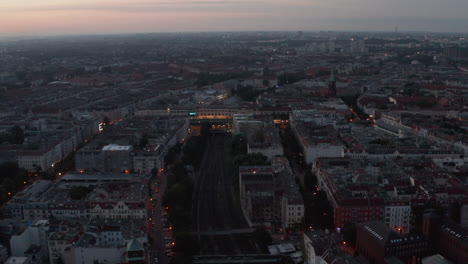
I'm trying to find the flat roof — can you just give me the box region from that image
[102,144,132,151]
[60,173,143,182]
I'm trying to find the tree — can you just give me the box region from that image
[253,226,272,250]
[252,130,265,143]
[233,153,269,168]
[165,143,182,165]
[182,136,205,169]
[42,172,56,180]
[8,125,24,144]
[69,186,92,200]
[102,116,110,125]
[304,164,317,190]
[342,222,357,246]
[167,162,187,188]
[100,116,111,132]
[235,86,260,102]
[277,72,306,86]
[139,133,149,148]
[231,134,247,156]
[151,167,159,177]
[174,232,199,256]
[0,162,28,204]
[0,131,9,144]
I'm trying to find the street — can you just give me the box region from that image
[147,171,174,264]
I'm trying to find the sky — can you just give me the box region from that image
[1,0,468,37]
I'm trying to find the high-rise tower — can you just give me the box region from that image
[328,70,336,97]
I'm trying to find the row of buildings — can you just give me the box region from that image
[303,215,467,264]
[239,159,304,229]
[75,116,189,173]
[2,172,150,263]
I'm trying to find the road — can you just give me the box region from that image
[192,133,256,255]
[147,171,174,264]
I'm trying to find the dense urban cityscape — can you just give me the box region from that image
[0,30,467,264]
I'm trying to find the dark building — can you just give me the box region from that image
[422,213,468,264]
[444,46,468,59]
[356,221,428,264]
[328,70,337,97]
[126,239,145,264]
[192,255,290,264]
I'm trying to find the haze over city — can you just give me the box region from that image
[1,0,468,37]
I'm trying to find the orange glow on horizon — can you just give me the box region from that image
[0,6,264,36]
[1,1,467,36]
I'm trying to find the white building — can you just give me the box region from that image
[16,131,83,172]
[290,111,345,164]
[16,147,61,172]
[86,201,146,220]
[7,181,52,220]
[101,144,133,172]
[49,203,84,220]
[10,220,50,259]
[281,192,304,228]
[60,219,147,264]
[384,201,411,234]
[304,144,344,164]
[303,231,329,264]
[248,143,284,161]
[133,145,165,173]
[48,230,82,264]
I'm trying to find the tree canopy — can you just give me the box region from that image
[0,125,25,145]
[0,162,28,204]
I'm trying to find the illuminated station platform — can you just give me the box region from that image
[188,111,233,132]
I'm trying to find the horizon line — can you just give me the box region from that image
[1,29,466,42]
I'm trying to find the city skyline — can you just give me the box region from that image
[1,0,468,38]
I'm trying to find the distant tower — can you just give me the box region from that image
[395,25,398,34]
[328,70,337,97]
